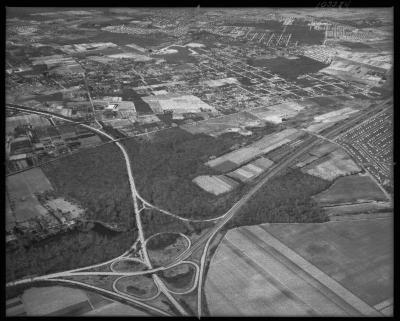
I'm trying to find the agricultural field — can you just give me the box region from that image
[226,157,273,183]
[6,168,53,223]
[8,281,135,316]
[262,219,393,312]
[206,219,392,316]
[206,128,300,170]
[248,101,305,124]
[323,202,392,217]
[313,174,388,205]
[6,114,51,134]
[192,175,239,195]
[21,286,92,316]
[181,111,268,137]
[302,149,361,181]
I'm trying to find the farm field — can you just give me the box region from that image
[323,202,392,217]
[10,285,148,316]
[206,128,300,169]
[21,286,90,316]
[262,220,393,309]
[206,219,392,316]
[6,168,54,222]
[193,175,239,195]
[181,111,267,137]
[302,149,361,181]
[313,174,388,205]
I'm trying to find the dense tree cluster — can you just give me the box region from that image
[141,209,214,240]
[6,229,136,283]
[41,143,135,227]
[123,128,269,220]
[7,128,330,286]
[226,169,330,229]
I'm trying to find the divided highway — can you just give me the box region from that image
[6,102,388,317]
[6,104,188,316]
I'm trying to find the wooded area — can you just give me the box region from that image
[6,228,136,283]
[41,143,135,227]
[123,128,263,220]
[226,169,331,229]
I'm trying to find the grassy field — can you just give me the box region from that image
[114,275,158,299]
[159,263,196,293]
[152,46,197,64]
[146,233,182,251]
[206,219,392,316]
[263,219,393,307]
[206,227,354,316]
[324,202,392,216]
[7,168,53,222]
[110,259,147,273]
[181,111,271,137]
[147,233,189,268]
[313,174,388,205]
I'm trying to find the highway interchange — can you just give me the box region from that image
[5,100,390,317]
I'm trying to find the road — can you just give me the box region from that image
[6,104,188,316]
[6,101,388,317]
[194,101,390,317]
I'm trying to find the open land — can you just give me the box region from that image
[206,219,392,316]
[7,168,53,223]
[313,174,388,205]
[6,6,393,318]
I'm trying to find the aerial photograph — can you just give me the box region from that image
[5,6,393,317]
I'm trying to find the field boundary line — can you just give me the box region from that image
[249,225,382,316]
[221,237,320,316]
[373,298,393,311]
[227,228,360,316]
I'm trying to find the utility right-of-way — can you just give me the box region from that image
[194,102,390,317]
[6,101,388,317]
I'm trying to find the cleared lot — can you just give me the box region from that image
[263,220,392,307]
[8,286,149,316]
[206,220,391,316]
[303,149,361,181]
[313,174,388,205]
[6,168,53,222]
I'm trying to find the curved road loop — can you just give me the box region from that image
[6,101,390,317]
